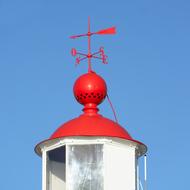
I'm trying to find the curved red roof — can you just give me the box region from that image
[35,112,147,156]
[50,113,133,140]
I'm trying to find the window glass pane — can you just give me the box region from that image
[47,146,66,190]
[67,144,103,190]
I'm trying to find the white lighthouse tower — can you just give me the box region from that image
[35,19,147,190]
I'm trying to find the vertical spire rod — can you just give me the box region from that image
[87,17,92,72]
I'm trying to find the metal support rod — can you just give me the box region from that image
[140,180,143,190]
[106,94,118,123]
[144,154,147,190]
[137,161,140,190]
[42,150,47,190]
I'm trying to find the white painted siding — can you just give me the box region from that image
[104,143,136,190]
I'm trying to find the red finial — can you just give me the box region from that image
[73,72,107,115]
[70,17,116,72]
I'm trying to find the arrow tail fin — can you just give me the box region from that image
[96,27,116,35]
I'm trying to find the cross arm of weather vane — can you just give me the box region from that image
[71,47,108,65]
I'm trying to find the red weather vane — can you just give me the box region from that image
[70,17,116,72]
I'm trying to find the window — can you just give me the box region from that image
[46,146,66,190]
[67,144,103,190]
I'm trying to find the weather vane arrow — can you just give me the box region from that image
[70,26,116,39]
[70,17,116,72]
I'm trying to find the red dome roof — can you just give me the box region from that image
[35,112,147,156]
[50,113,132,140]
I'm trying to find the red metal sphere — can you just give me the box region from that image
[73,72,107,106]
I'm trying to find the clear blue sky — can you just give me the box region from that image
[0,0,190,189]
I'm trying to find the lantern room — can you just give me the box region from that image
[35,72,147,190]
